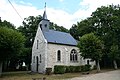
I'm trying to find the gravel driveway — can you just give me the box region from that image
[67,70,120,80]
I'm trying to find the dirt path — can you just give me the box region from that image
[68,70,120,80]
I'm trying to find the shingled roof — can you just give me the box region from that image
[40,5,77,46]
[43,30,77,46]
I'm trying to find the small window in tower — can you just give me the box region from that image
[40,24,42,27]
[45,24,47,27]
[40,24,42,30]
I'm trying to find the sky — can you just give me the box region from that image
[0,0,120,29]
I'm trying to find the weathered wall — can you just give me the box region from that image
[31,26,47,73]
[46,43,95,72]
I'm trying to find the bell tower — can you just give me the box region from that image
[39,3,50,32]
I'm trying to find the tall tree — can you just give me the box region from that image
[109,44,119,69]
[71,5,120,68]
[91,5,120,67]
[50,22,69,33]
[0,27,25,76]
[18,15,42,47]
[70,17,96,40]
[0,18,15,29]
[78,33,103,72]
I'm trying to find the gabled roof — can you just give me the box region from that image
[43,30,77,46]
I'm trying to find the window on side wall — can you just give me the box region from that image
[87,60,90,65]
[57,50,61,62]
[70,49,78,62]
[33,56,35,63]
[39,54,42,63]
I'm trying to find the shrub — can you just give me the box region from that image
[46,68,52,75]
[69,66,75,72]
[74,66,81,72]
[81,65,91,72]
[81,65,85,72]
[85,64,91,71]
[65,66,70,73]
[93,65,97,70]
[54,65,91,74]
[54,65,66,74]
[65,66,81,73]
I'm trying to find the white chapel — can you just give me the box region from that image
[31,6,95,73]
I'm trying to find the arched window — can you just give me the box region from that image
[39,54,42,63]
[57,50,61,62]
[87,60,90,65]
[70,49,78,62]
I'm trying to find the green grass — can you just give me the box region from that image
[0,69,115,80]
[0,71,82,80]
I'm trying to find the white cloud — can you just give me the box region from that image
[19,1,32,6]
[0,0,120,29]
[79,0,120,15]
[59,0,64,2]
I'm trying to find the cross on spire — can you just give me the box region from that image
[45,2,46,9]
[44,2,46,11]
[42,2,47,19]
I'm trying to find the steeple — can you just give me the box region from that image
[42,2,47,19]
[39,2,50,32]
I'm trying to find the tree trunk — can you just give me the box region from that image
[113,60,118,70]
[96,60,100,72]
[0,62,3,77]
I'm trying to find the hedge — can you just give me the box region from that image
[54,65,66,74]
[54,65,91,74]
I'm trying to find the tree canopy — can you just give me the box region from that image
[0,18,15,29]
[0,27,25,76]
[0,27,25,61]
[78,33,103,72]
[72,4,120,69]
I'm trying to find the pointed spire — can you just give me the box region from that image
[43,2,47,19]
[45,2,46,10]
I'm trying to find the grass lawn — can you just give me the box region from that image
[0,69,115,80]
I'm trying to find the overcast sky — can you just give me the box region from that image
[0,0,120,29]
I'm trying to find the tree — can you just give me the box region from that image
[78,33,103,72]
[91,5,120,67]
[109,44,119,69]
[0,27,25,76]
[70,24,79,40]
[50,22,69,33]
[0,18,15,29]
[71,5,120,68]
[70,17,96,40]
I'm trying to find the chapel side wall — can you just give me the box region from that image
[31,26,46,73]
[46,43,95,71]
[46,43,81,71]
